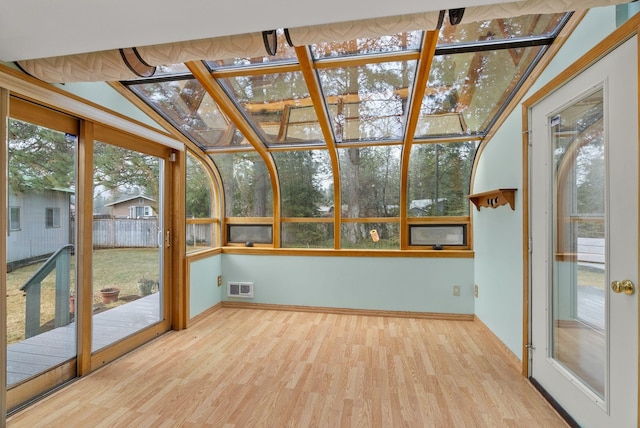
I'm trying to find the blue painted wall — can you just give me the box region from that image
[221,254,474,314]
[189,254,222,319]
[472,6,619,359]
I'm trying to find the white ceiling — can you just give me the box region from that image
[0,0,510,62]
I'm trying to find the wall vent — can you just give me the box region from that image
[227,282,254,298]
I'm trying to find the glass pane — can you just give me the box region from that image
[129,78,251,149]
[281,223,334,248]
[338,146,401,218]
[273,150,333,217]
[186,222,215,253]
[92,142,163,352]
[6,120,76,386]
[438,14,567,45]
[319,61,416,143]
[207,30,298,68]
[410,225,466,246]
[211,152,274,217]
[221,71,323,145]
[186,152,214,218]
[227,225,272,244]
[312,31,423,59]
[186,152,216,253]
[415,46,544,137]
[552,88,605,398]
[341,222,399,249]
[408,142,477,216]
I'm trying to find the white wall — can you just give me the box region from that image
[472,6,619,359]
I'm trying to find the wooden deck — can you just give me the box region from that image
[7,292,160,386]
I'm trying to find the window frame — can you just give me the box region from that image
[9,206,21,231]
[45,207,61,229]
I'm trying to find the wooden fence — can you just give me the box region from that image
[93,218,159,248]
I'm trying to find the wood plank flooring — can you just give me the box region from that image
[7,308,567,427]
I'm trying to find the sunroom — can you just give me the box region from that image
[2,1,640,426]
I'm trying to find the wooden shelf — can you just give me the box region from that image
[467,188,517,211]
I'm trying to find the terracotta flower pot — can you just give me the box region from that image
[99,287,120,304]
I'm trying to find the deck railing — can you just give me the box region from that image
[19,244,74,338]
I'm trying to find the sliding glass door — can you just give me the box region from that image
[91,140,165,352]
[5,100,79,409]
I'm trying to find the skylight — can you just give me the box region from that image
[122,13,569,152]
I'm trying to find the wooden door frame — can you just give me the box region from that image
[0,65,186,416]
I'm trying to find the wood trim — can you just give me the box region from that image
[294,45,341,249]
[280,217,334,223]
[90,323,167,371]
[6,361,76,413]
[407,216,470,224]
[341,217,400,223]
[9,97,79,134]
[93,124,171,158]
[171,149,187,330]
[77,121,94,377]
[220,246,474,258]
[186,247,222,261]
[187,302,223,327]
[211,63,301,78]
[474,315,521,372]
[0,64,183,151]
[185,217,220,225]
[221,301,474,321]
[0,87,8,421]
[400,31,439,250]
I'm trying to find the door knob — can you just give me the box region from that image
[611,280,635,295]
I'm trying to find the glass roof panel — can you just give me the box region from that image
[414,45,544,138]
[438,13,567,45]
[128,78,251,149]
[311,31,423,59]
[207,30,298,69]
[219,71,324,146]
[319,60,416,143]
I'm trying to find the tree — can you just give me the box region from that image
[8,120,75,193]
[93,141,159,210]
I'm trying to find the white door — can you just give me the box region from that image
[530,37,638,427]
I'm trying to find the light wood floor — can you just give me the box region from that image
[8,308,567,427]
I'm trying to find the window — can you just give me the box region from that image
[186,152,218,252]
[45,207,61,228]
[129,205,152,218]
[9,206,21,231]
[227,224,272,244]
[409,224,467,247]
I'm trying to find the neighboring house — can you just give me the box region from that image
[104,195,156,219]
[7,188,73,266]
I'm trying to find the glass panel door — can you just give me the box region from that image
[91,141,163,352]
[6,119,77,386]
[551,88,605,397]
